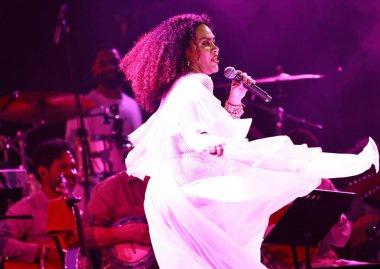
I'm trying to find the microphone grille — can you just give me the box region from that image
[224,66,236,79]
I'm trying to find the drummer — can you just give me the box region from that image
[65,47,142,192]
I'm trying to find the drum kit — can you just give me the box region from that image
[0,91,96,169]
[0,91,132,186]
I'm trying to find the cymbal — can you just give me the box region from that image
[214,72,325,89]
[255,72,325,84]
[0,91,96,124]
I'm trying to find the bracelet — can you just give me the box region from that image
[224,101,244,119]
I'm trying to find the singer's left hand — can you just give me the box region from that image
[228,70,256,104]
[206,144,224,157]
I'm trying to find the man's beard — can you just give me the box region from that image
[96,72,124,89]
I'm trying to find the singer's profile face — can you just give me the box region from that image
[187,24,219,75]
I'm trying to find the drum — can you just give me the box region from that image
[65,216,156,269]
[102,216,156,269]
[75,134,130,183]
[88,134,126,179]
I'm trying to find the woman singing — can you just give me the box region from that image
[120,13,378,268]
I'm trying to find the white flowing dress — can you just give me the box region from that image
[125,73,379,269]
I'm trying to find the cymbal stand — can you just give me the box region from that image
[0,91,19,168]
[4,121,45,170]
[260,65,323,135]
[0,91,19,116]
[255,104,324,135]
[0,135,9,168]
[275,106,285,135]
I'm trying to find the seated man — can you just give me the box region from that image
[0,139,78,269]
[82,171,158,268]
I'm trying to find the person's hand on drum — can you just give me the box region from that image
[121,223,151,246]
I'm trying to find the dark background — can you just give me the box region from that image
[1,0,379,168]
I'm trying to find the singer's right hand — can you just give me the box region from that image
[228,71,256,104]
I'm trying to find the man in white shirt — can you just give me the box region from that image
[66,47,142,204]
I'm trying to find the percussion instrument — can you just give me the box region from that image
[0,91,96,124]
[255,72,325,84]
[215,71,325,88]
[72,105,133,183]
[102,216,156,269]
[75,133,130,183]
[64,216,156,269]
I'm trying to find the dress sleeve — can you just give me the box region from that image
[163,78,251,152]
[125,75,251,178]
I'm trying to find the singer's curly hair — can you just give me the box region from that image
[120,13,212,113]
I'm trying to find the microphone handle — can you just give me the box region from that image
[234,73,272,102]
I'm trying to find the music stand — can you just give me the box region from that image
[263,189,355,269]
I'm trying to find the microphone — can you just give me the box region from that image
[224,66,272,102]
[52,3,70,45]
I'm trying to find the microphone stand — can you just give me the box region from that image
[52,0,93,204]
[52,2,70,46]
